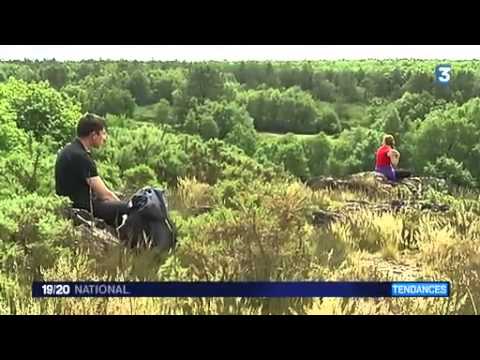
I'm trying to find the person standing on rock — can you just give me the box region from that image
[375,134,411,182]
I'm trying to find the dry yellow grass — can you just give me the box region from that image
[1,180,479,315]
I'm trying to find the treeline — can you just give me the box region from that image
[3,59,480,100]
[1,59,480,123]
[1,59,479,188]
[1,77,479,190]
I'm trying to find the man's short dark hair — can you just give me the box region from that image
[77,113,107,138]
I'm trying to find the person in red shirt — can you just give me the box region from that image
[375,134,411,181]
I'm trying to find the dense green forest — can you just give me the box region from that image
[2,59,479,184]
[0,59,479,314]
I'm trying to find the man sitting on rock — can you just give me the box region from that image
[375,134,411,182]
[55,113,130,227]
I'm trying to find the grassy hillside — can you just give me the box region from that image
[2,174,478,315]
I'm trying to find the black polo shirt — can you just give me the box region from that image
[55,138,98,209]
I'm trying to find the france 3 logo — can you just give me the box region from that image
[435,64,452,85]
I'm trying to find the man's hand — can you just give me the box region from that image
[87,176,120,201]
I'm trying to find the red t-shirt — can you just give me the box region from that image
[375,145,392,167]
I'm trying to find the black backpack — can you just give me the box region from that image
[119,187,177,251]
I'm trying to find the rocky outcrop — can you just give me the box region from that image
[341,199,450,213]
[309,172,450,227]
[311,199,450,227]
[307,172,448,199]
[62,208,121,253]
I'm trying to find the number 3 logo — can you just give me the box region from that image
[436,65,452,84]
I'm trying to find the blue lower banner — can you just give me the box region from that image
[32,281,450,298]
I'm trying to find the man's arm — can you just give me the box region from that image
[87,176,121,202]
